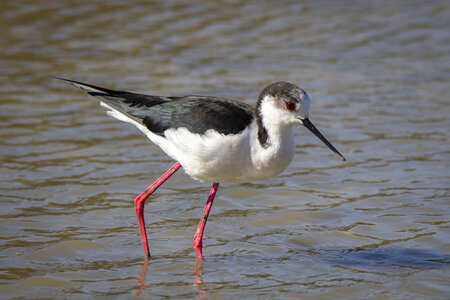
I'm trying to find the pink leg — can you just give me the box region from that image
[135,162,181,258]
[193,182,220,262]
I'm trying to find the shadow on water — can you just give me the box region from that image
[317,248,449,270]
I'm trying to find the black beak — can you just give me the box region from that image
[301,118,346,161]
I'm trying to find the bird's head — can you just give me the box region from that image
[257,81,346,161]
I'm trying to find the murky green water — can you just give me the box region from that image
[1,0,449,298]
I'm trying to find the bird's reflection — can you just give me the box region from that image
[135,259,149,297]
[134,257,209,298]
[192,263,208,299]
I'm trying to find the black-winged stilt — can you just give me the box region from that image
[60,79,345,261]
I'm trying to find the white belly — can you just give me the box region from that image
[156,124,295,183]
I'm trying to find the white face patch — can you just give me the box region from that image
[259,89,310,129]
[259,95,297,129]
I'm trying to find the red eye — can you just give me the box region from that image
[286,102,295,110]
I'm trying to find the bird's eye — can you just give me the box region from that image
[286,102,296,111]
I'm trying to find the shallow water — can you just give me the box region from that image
[1,0,449,298]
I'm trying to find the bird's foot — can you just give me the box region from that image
[193,239,204,263]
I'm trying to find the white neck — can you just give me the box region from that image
[250,100,296,177]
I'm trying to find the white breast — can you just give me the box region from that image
[156,121,295,183]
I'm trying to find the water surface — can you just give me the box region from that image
[1,0,449,298]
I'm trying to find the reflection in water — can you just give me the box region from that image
[135,259,149,297]
[193,264,208,300]
[133,247,448,297]
[134,258,209,298]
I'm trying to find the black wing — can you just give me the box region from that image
[61,78,255,136]
[141,96,255,136]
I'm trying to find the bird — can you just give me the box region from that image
[60,78,346,261]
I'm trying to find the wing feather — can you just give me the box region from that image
[61,78,255,136]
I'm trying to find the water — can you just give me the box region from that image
[1,0,449,298]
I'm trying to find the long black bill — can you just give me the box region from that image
[301,118,346,161]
